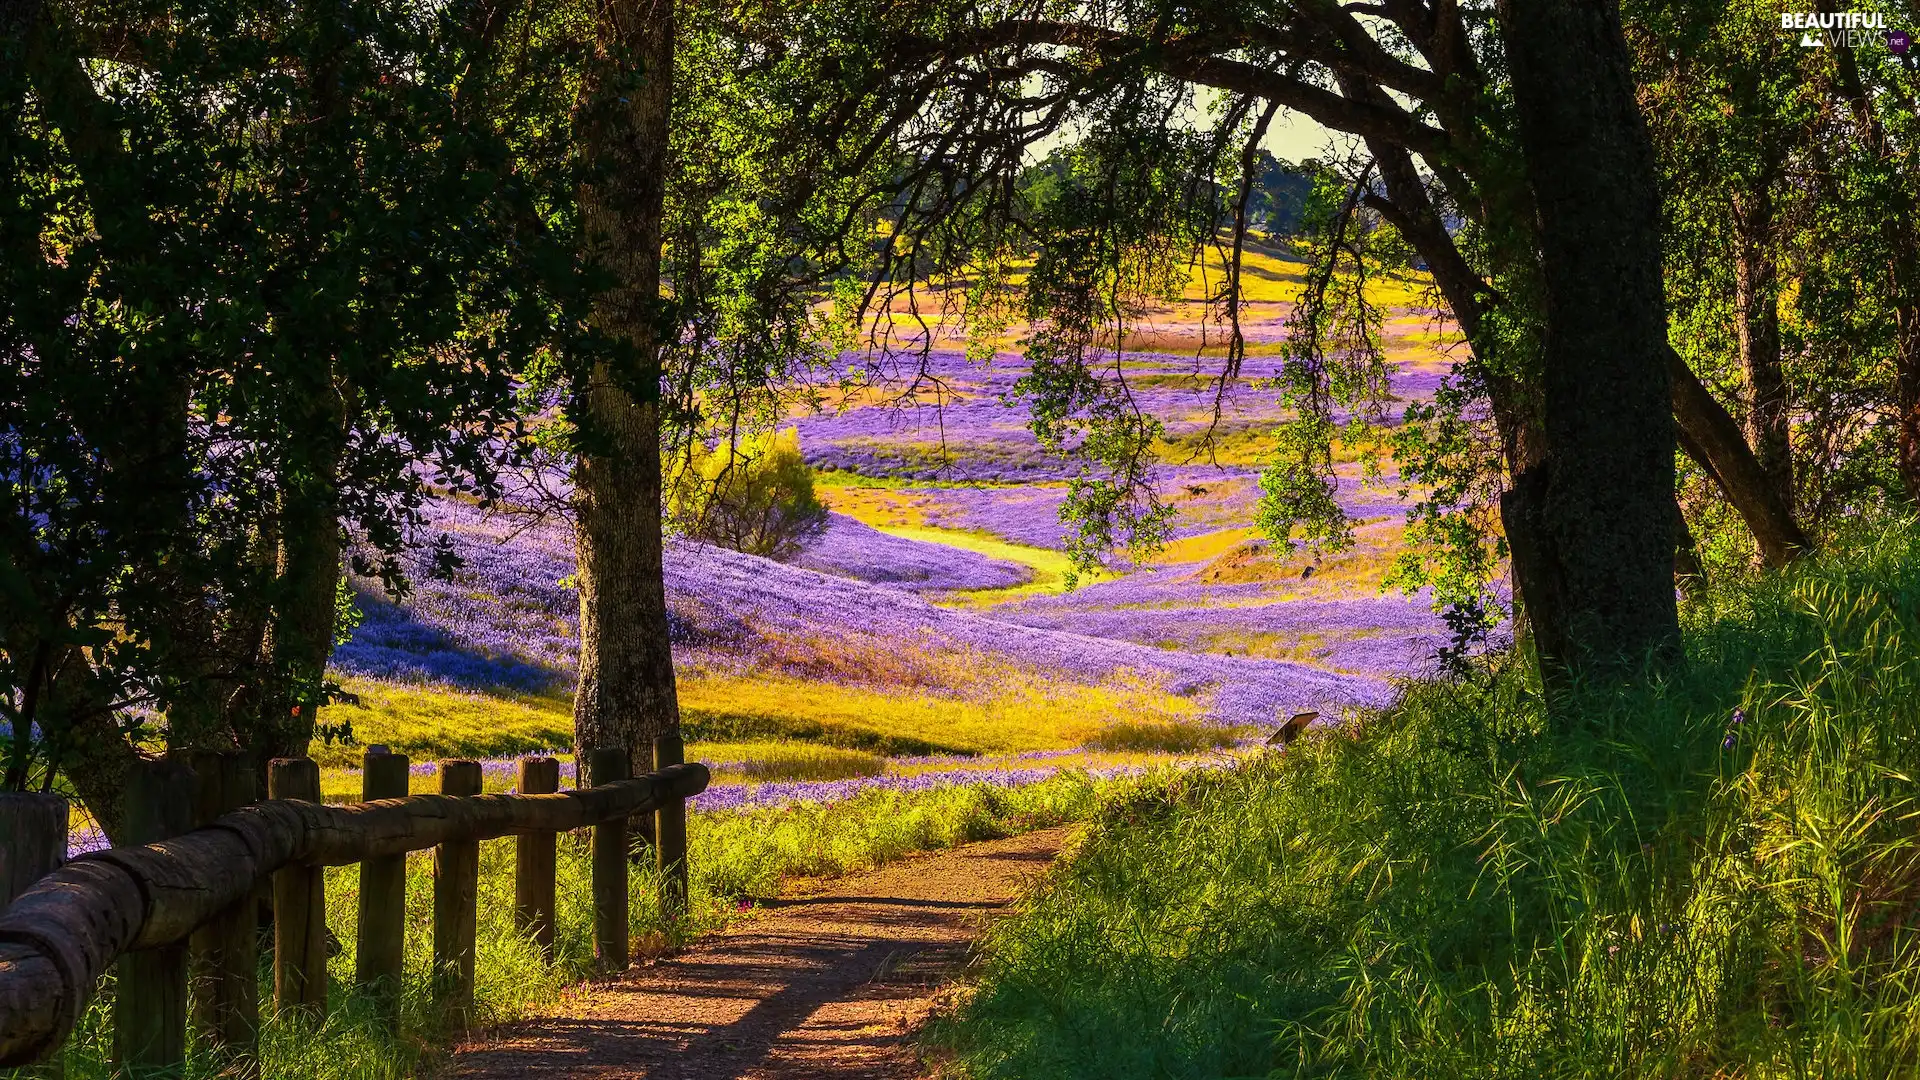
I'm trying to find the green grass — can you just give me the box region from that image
[315,679,573,768]
[24,771,1114,1080]
[678,665,1205,755]
[933,519,1920,1079]
[707,741,888,782]
[1081,719,1244,754]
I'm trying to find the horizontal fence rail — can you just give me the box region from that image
[0,751,709,1068]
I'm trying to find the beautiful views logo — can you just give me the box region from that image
[1781,10,1909,52]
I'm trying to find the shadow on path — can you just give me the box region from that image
[453,827,1073,1080]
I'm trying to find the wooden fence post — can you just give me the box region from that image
[589,747,631,972]
[188,751,259,1071]
[514,757,560,963]
[1,792,67,1079]
[356,748,411,1022]
[270,757,328,1020]
[114,756,196,1075]
[652,734,689,918]
[0,792,66,912]
[433,759,482,1033]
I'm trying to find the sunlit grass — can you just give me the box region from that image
[679,667,1195,755]
[1157,421,1399,469]
[816,482,941,528]
[1081,719,1245,753]
[1180,519,1407,597]
[709,742,887,782]
[1154,526,1259,566]
[935,519,1920,1080]
[875,524,1097,587]
[1175,243,1310,304]
[315,677,573,769]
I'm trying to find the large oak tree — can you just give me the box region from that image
[727,0,1836,681]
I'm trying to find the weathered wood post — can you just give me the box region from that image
[188,750,259,1070]
[114,756,196,1074]
[356,747,411,1021]
[653,734,689,917]
[514,756,560,962]
[270,757,329,1019]
[589,747,631,971]
[433,759,482,1032]
[1,791,67,1079]
[0,792,66,911]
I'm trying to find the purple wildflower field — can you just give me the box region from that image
[330,497,1391,720]
[665,539,1391,718]
[327,303,1485,763]
[793,512,1030,592]
[335,496,576,692]
[689,760,1152,812]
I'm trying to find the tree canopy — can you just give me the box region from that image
[5,0,1916,829]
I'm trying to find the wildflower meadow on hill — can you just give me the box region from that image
[326,326,1460,757]
[15,5,1917,1078]
[301,288,1475,870]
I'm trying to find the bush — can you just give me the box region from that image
[670,428,827,560]
[934,519,1920,1079]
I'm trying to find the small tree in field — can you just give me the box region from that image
[671,429,829,560]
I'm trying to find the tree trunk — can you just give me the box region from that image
[1731,186,1793,511]
[1499,0,1682,680]
[1361,121,1807,571]
[258,384,346,771]
[570,0,681,761]
[1667,344,1809,566]
[43,649,143,844]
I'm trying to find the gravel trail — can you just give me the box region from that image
[452,827,1073,1080]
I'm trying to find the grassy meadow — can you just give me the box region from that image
[32,248,1490,1078]
[932,521,1920,1079]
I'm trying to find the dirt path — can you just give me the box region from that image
[452,826,1074,1080]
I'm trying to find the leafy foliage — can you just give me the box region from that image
[1635,0,1914,560]
[2,0,591,801]
[669,428,829,560]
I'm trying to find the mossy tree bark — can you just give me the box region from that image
[1731,185,1793,512]
[570,0,681,760]
[1499,0,1683,680]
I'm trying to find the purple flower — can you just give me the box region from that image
[325,337,1482,728]
[689,755,1224,813]
[794,513,1029,592]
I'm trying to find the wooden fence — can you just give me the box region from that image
[0,738,708,1072]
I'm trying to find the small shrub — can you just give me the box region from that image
[669,428,827,560]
